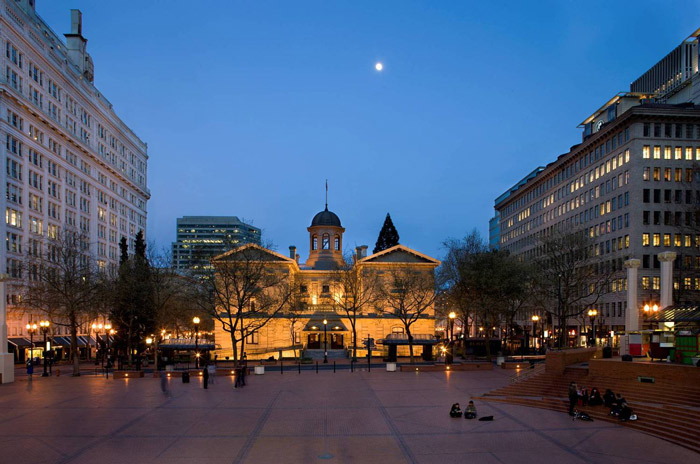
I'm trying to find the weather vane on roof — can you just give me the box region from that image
[325,179,328,210]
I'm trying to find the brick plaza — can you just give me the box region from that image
[0,368,695,463]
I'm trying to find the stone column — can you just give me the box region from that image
[624,259,641,332]
[658,252,677,309]
[0,273,14,384]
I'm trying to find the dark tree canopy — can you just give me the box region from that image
[119,236,129,265]
[373,213,400,254]
[135,230,147,259]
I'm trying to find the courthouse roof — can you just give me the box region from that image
[310,207,342,228]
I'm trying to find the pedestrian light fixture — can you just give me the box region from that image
[39,320,50,377]
[26,322,37,361]
[643,303,659,313]
[323,318,328,364]
[193,316,201,368]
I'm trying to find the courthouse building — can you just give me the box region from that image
[494,28,700,343]
[1,3,148,342]
[212,205,440,360]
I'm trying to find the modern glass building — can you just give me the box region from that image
[171,216,261,273]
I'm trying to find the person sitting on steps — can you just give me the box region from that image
[449,403,462,418]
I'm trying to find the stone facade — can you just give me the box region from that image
[212,207,440,360]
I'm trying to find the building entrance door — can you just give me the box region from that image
[307,334,321,349]
[330,334,344,349]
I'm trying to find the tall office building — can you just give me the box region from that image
[494,28,700,340]
[172,216,261,273]
[2,2,149,337]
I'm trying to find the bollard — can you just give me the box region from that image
[316,361,319,374]
[333,361,336,373]
[298,362,301,374]
[281,359,283,375]
[368,356,371,372]
[350,360,354,373]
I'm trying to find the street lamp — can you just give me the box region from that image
[193,316,200,369]
[587,309,598,346]
[26,322,37,365]
[39,320,50,377]
[531,315,539,352]
[323,318,328,363]
[447,312,456,365]
[92,322,103,365]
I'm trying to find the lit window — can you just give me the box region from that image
[642,146,650,159]
[642,233,650,247]
[653,146,661,159]
[653,233,660,247]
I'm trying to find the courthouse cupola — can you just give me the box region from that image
[306,205,345,270]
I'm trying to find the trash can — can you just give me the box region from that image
[386,362,397,372]
[603,347,612,359]
[254,366,265,375]
[182,371,190,383]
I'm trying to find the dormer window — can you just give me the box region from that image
[322,234,330,250]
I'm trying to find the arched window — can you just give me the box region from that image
[312,236,318,250]
[322,234,330,250]
[334,236,340,250]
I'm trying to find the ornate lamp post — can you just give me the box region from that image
[39,320,50,377]
[531,315,539,352]
[92,322,103,365]
[26,322,37,364]
[447,312,456,364]
[587,309,598,346]
[323,318,328,363]
[193,317,200,369]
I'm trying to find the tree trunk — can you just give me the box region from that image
[230,331,238,363]
[351,319,357,361]
[70,317,80,376]
[407,330,414,364]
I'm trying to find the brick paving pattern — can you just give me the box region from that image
[0,368,696,463]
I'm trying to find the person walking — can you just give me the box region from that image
[202,365,209,389]
[568,381,578,416]
[26,359,34,380]
[160,371,169,397]
[234,363,242,388]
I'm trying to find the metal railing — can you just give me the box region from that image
[509,361,546,384]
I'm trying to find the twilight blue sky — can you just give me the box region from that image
[39,1,700,261]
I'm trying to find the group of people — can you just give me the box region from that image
[568,382,636,421]
[449,401,478,419]
[159,353,248,396]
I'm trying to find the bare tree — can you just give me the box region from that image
[331,255,381,360]
[378,268,437,363]
[22,230,103,376]
[534,229,617,349]
[197,244,293,362]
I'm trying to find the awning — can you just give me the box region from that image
[646,305,700,323]
[51,337,71,346]
[303,319,347,331]
[8,337,31,347]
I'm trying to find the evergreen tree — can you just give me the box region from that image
[373,213,400,254]
[119,236,129,265]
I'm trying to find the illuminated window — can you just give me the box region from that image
[652,277,660,290]
[642,233,650,247]
[653,168,660,181]
[653,146,661,159]
[642,146,650,159]
[664,168,671,181]
[312,236,318,250]
[686,147,693,160]
[675,147,682,160]
[663,234,671,246]
[642,277,650,290]
[322,234,330,250]
[674,234,682,247]
[334,236,340,250]
[653,233,660,247]
[664,146,671,159]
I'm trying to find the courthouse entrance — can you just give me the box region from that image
[303,312,348,350]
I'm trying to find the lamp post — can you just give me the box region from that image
[26,322,37,364]
[447,312,456,365]
[92,322,103,365]
[587,309,597,346]
[146,337,152,369]
[193,316,200,369]
[104,324,113,368]
[39,320,50,377]
[531,315,539,353]
[323,318,328,363]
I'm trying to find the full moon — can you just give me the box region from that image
[375,62,383,71]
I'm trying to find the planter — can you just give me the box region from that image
[386,362,397,372]
[254,365,265,375]
[496,356,505,366]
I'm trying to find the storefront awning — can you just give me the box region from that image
[303,319,347,331]
[8,337,31,347]
[646,305,700,323]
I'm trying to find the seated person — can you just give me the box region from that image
[616,398,633,421]
[610,394,627,416]
[603,389,616,408]
[450,403,462,418]
[588,388,603,406]
[464,401,477,419]
[578,386,589,407]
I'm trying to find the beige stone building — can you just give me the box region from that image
[212,205,440,361]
